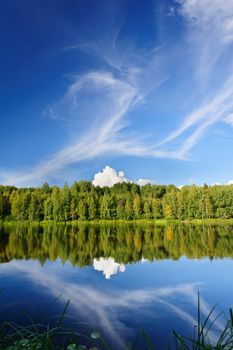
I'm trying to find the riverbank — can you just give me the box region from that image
[1,218,233,226]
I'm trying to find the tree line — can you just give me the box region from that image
[0,181,233,221]
[1,222,233,265]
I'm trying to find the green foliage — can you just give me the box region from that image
[0,182,233,222]
[133,194,142,219]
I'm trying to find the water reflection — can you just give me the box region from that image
[93,257,126,279]
[0,223,232,349]
[0,258,224,349]
[0,222,233,266]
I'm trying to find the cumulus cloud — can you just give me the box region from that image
[93,257,125,279]
[92,166,129,187]
[92,166,153,187]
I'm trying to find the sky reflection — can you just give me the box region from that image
[0,257,229,349]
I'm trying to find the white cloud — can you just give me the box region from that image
[93,257,125,279]
[92,166,129,187]
[224,113,233,126]
[175,0,233,88]
[148,1,232,160]
[209,181,233,186]
[177,0,233,43]
[136,179,153,186]
[223,18,233,43]
[155,72,233,158]
[92,166,153,188]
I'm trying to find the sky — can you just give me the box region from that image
[0,0,233,187]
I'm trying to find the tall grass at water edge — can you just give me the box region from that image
[0,294,232,350]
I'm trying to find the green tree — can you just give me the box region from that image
[124,196,133,220]
[78,198,88,220]
[88,194,98,220]
[133,194,142,219]
[60,183,71,221]
[44,197,53,220]
[28,191,43,221]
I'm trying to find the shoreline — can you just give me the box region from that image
[1,218,233,226]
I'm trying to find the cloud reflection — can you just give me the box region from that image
[93,257,126,279]
[0,259,224,348]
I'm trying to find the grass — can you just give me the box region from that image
[135,293,233,349]
[0,299,109,350]
[168,293,233,350]
[0,294,233,350]
[0,318,103,349]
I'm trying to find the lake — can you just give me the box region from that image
[0,222,233,349]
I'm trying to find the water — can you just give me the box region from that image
[0,222,233,349]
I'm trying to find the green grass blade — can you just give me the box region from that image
[56,299,70,329]
[141,330,155,350]
[172,331,190,350]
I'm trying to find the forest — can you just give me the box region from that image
[0,181,233,221]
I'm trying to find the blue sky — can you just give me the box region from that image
[0,0,233,187]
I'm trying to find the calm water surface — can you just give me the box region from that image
[0,222,233,349]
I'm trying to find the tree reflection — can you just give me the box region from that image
[0,223,233,266]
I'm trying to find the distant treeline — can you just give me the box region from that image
[0,181,233,221]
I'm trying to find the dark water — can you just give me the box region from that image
[0,222,233,349]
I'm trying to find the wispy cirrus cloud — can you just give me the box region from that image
[177,0,233,44]
[225,113,233,127]
[1,0,233,186]
[154,0,233,159]
[0,71,137,186]
[176,0,233,81]
[155,73,233,157]
[0,44,168,186]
